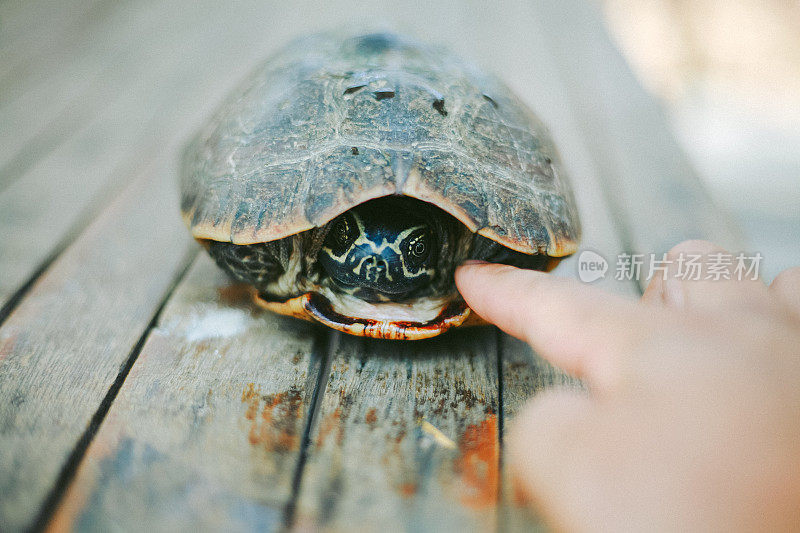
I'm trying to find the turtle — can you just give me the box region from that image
[180,32,581,340]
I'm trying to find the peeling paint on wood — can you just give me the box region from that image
[457,415,500,510]
[48,257,324,532]
[295,329,500,531]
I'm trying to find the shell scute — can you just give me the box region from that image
[303,146,396,228]
[181,32,580,256]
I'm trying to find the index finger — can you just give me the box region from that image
[456,263,653,388]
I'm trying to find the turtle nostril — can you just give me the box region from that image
[364,255,387,269]
[367,257,386,271]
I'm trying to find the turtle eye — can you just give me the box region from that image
[327,214,357,254]
[335,219,350,246]
[406,231,431,266]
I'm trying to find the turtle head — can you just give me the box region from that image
[319,197,439,302]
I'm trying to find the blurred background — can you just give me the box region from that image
[600,0,800,279]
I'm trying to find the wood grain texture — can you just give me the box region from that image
[0,0,298,306]
[295,329,500,532]
[0,0,110,87]
[0,0,129,184]
[0,159,192,531]
[47,256,326,532]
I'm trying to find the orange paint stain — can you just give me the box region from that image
[456,415,499,509]
[0,334,15,362]
[242,383,259,420]
[241,384,303,452]
[315,408,342,447]
[365,408,378,427]
[398,482,417,497]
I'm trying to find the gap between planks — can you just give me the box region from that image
[0,141,163,330]
[30,249,198,532]
[43,257,332,532]
[283,330,338,528]
[291,327,503,531]
[0,145,196,530]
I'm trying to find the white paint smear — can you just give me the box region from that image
[184,308,249,342]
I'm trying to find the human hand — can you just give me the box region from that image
[456,240,800,531]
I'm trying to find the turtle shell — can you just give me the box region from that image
[181,32,580,257]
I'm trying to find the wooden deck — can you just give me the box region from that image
[0,1,739,531]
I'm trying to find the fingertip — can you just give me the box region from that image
[461,259,489,266]
[455,262,537,307]
[455,261,517,281]
[454,261,480,283]
[455,262,539,340]
[454,262,488,301]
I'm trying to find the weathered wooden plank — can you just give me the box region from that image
[0,0,99,71]
[0,0,130,181]
[0,157,193,531]
[0,64,181,305]
[0,0,112,88]
[0,0,133,102]
[0,0,297,309]
[294,330,500,531]
[47,256,327,532]
[0,0,222,191]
